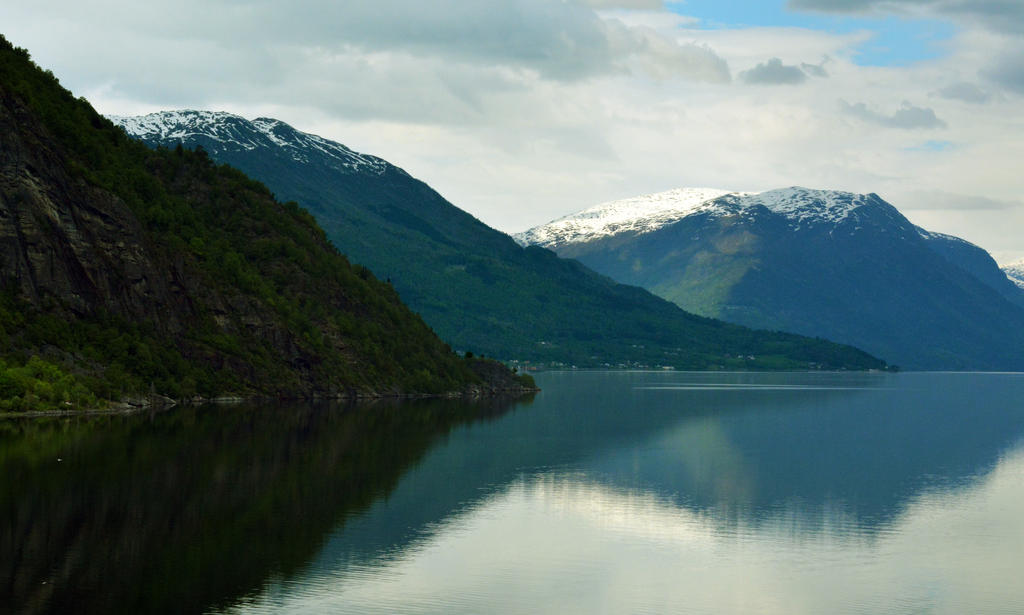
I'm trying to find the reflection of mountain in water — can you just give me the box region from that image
[6,372,1024,614]
[585,372,1024,530]
[273,451,1024,615]
[309,371,1024,575]
[0,397,529,615]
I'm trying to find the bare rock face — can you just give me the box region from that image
[0,94,307,368]
[0,92,187,331]
[0,89,322,391]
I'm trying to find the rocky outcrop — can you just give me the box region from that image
[0,93,317,388]
[0,92,187,328]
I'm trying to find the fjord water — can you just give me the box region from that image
[5,372,1024,614]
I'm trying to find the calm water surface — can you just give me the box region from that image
[5,371,1024,614]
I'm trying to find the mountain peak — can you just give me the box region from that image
[515,187,737,247]
[108,109,245,140]
[736,187,880,224]
[110,110,392,175]
[517,186,896,248]
[1003,258,1024,290]
[519,183,1024,370]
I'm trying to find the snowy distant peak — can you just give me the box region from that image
[109,109,248,143]
[514,187,736,247]
[517,186,893,248]
[110,110,391,175]
[249,116,393,174]
[1003,258,1024,290]
[730,187,880,226]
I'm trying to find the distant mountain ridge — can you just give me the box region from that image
[112,111,887,371]
[516,187,887,248]
[1004,259,1024,290]
[518,187,1024,370]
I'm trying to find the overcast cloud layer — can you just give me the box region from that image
[1,0,1021,261]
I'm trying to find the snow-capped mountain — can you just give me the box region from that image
[1004,259,1024,290]
[111,110,395,175]
[516,187,908,248]
[518,187,1024,370]
[111,112,885,370]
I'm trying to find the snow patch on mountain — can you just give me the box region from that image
[739,187,878,226]
[514,187,737,247]
[517,186,886,248]
[110,110,391,175]
[110,110,264,149]
[1003,258,1024,290]
[110,109,234,139]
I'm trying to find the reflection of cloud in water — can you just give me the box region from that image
[641,418,757,508]
[231,445,1024,614]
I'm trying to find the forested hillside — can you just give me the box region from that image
[0,35,527,410]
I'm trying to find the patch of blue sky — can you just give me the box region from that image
[668,0,957,66]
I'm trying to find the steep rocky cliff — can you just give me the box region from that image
[0,86,189,330]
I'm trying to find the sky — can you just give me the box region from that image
[2,0,1023,262]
